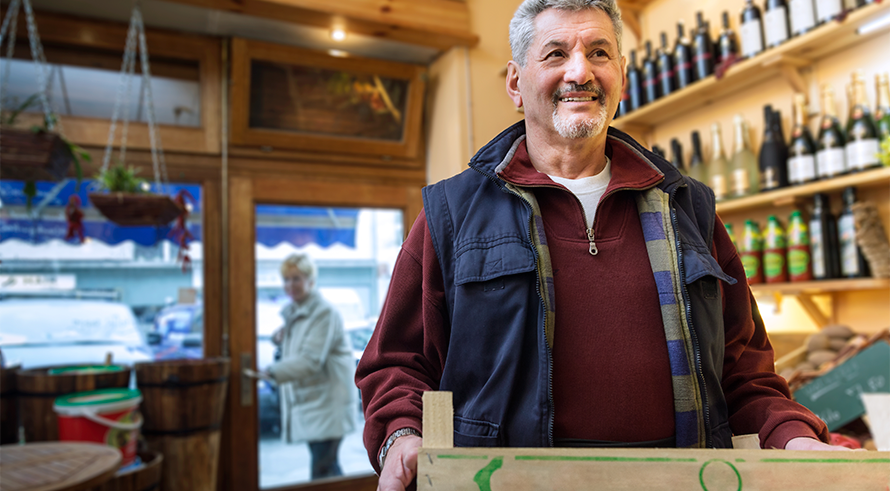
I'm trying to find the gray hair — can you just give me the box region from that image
[509,0,623,67]
[280,253,318,285]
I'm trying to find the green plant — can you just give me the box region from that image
[95,163,148,194]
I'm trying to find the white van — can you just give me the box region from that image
[0,299,152,369]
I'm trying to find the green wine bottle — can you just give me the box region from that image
[845,72,880,172]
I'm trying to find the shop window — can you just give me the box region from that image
[0,179,204,369]
[255,204,403,487]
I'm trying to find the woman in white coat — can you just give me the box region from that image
[267,253,356,479]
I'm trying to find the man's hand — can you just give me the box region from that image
[378,435,422,491]
[784,437,856,451]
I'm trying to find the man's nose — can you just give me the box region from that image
[563,52,594,86]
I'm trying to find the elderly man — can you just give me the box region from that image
[356,1,843,490]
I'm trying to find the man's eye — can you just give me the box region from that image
[546,51,564,59]
[592,50,608,58]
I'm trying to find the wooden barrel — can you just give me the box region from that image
[135,358,229,491]
[16,365,131,442]
[1,365,19,444]
[89,450,163,491]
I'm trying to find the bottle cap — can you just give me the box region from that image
[790,210,802,218]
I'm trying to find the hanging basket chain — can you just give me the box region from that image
[0,0,59,132]
[21,0,55,132]
[100,0,169,197]
[0,0,21,120]
[135,7,168,195]
[100,7,139,175]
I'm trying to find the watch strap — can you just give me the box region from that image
[379,427,422,469]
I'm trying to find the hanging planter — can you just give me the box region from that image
[0,0,90,208]
[88,2,185,234]
[0,127,72,181]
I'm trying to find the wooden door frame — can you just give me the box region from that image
[223,175,422,491]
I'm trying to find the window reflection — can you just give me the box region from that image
[256,205,402,487]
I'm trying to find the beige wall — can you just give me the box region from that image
[425,0,890,333]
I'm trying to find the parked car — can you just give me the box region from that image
[147,288,375,437]
[0,299,153,369]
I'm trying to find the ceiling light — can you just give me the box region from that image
[331,28,346,42]
[328,49,348,58]
[857,12,890,35]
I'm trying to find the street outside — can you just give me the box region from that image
[259,419,374,488]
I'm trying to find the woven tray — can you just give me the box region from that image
[0,128,73,181]
[852,201,890,278]
[89,192,184,227]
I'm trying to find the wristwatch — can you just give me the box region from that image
[378,427,422,469]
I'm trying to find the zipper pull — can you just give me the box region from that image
[586,228,598,256]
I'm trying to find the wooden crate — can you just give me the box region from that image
[417,392,890,491]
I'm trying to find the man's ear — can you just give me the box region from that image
[505,60,523,109]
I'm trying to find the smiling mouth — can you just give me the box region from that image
[559,96,597,102]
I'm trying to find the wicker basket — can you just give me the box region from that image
[0,128,73,181]
[89,192,184,227]
[852,201,890,278]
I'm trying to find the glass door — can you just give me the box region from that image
[255,205,402,487]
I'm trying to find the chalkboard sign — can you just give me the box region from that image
[794,340,890,431]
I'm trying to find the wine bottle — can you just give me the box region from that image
[789,0,817,36]
[718,11,740,66]
[815,0,843,25]
[688,130,707,184]
[730,115,760,198]
[709,122,730,201]
[740,0,764,59]
[845,72,881,172]
[874,73,890,139]
[809,193,840,280]
[764,0,791,48]
[627,50,644,111]
[759,105,789,191]
[816,85,847,179]
[617,88,628,118]
[673,20,695,88]
[838,186,870,278]
[670,138,686,174]
[657,32,676,97]
[642,40,660,105]
[693,12,715,80]
[788,93,818,185]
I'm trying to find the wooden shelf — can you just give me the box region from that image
[750,278,890,295]
[716,167,890,214]
[613,1,890,132]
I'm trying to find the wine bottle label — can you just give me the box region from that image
[816,147,846,177]
[710,174,727,200]
[741,252,762,281]
[816,0,842,22]
[740,20,764,58]
[790,0,816,34]
[788,247,811,278]
[810,221,826,278]
[839,214,860,276]
[693,52,712,63]
[765,8,790,46]
[845,138,880,170]
[762,166,780,190]
[764,250,786,280]
[788,155,816,183]
[732,168,750,196]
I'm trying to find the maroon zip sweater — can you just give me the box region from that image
[356,139,827,471]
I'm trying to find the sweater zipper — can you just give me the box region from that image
[585,186,636,257]
[472,166,555,447]
[668,185,712,448]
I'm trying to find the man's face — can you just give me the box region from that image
[507,8,625,141]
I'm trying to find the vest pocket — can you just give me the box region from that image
[683,249,737,287]
[453,239,535,286]
[453,415,500,447]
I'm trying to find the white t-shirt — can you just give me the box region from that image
[547,157,612,228]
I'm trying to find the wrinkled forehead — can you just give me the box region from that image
[531,7,618,51]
